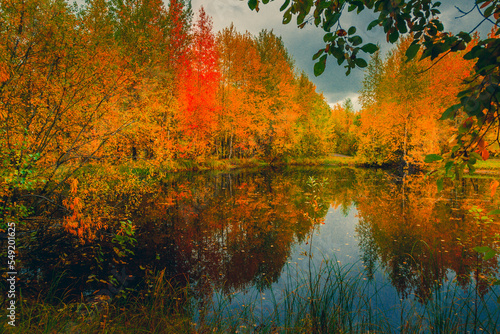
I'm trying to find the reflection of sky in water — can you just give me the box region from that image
[213,203,500,330]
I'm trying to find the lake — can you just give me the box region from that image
[15,166,500,332]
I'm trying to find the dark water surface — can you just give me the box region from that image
[14,166,500,330]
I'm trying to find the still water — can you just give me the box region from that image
[165,167,499,331]
[19,166,500,330]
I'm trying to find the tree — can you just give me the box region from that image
[359,37,433,168]
[165,0,192,83]
[0,0,132,236]
[176,7,220,158]
[254,30,299,161]
[247,0,500,176]
[356,36,474,169]
[107,0,174,160]
[330,99,358,156]
[0,0,131,180]
[110,0,170,67]
[292,72,335,157]
[216,25,264,158]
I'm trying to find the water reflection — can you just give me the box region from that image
[13,167,500,310]
[133,169,323,301]
[355,174,500,302]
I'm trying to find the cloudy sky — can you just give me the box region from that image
[190,0,493,110]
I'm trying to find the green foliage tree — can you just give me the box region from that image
[247,0,500,176]
[333,98,358,156]
[293,71,335,157]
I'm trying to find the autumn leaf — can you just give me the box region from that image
[476,139,489,160]
[490,179,499,197]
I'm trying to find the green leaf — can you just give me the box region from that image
[324,12,341,31]
[279,0,290,11]
[367,19,379,30]
[444,161,453,175]
[297,13,306,25]
[314,55,327,76]
[488,209,500,216]
[484,4,495,18]
[389,30,399,43]
[458,31,472,43]
[440,103,461,120]
[350,35,362,46]
[312,49,324,60]
[464,45,481,60]
[467,161,476,174]
[406,43,420,61]
[484,249,497,261]
[436,178,443,192]
[361,43,378,53]
[355,57,367,68]
[323,32,334,42]
[348,26,356,35]
[474,246,491,253]
[470,151,482,161]
[283,10,292,24]
[248,0,258,10]
[397,18,407,34]
[424,154,443,163]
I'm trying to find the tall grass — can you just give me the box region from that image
[5,269,193,333]
[190,255,500,333]
[3,258,499,333]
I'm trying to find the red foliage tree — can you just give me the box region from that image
[177,7,220,158]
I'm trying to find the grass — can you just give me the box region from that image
[455,158,500,179]
[475,158,500,171]
[5,270,194,333]
[56,156,500,178]
[5,256,499,333]
[285,155,360,167]
[8,155,360,198]
[73,155,359,181]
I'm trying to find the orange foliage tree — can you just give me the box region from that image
[0,0,134,236]
[216,25,263,158]
[357,37,473,169]
[176,7,220,159]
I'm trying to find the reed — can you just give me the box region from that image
[3,257,499,333]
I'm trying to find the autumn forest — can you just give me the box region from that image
[1,0,487,223]
[1,0,485,169]
[2,0,500,332]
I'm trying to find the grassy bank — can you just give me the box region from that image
[475,159,500,172]
[72,155,360,180]
[155,155,361,172]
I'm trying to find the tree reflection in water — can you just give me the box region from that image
[13,167,500,316]
[355,174,500,302]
